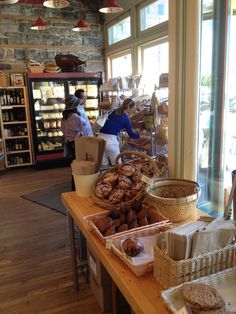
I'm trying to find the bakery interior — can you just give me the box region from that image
[0,0,236,313]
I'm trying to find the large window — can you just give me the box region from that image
[139,0,168,32]
[108,16,131,46]
[110,52,132,78]
[197,0,236,216]
[139,41,169,95]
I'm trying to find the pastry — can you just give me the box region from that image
[131,182,144,194]
[122,238,144,257]
[128,218,138,230]
[141,161,154,177]
[109,208,120,219]
[94,216,113,233]
[102,171,119,185]
[109,188,125,204]
[94,182,112,198]
[131,171,142,183]
[118,175,132,189]
[182,283,225,312]
[127,210,136,224]
[123,189,133,201]
[117,223,128,233]
[104,225,116,237]
[118,163,136,177]
[138,217,149,226]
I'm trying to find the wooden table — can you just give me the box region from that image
[61,192,201,314]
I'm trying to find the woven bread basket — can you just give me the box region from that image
[91,151,159,210]
[146,178,200,222]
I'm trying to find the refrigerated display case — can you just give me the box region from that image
[27,72,102,169]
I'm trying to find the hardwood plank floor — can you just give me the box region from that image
[0,166,102,314]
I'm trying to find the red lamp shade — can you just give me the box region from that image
[99,0,123,13]
[31,17,49,30]
[72,19,90,32]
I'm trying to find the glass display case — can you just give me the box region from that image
[27,72,102,169]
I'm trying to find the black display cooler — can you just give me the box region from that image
[27,72,102,169]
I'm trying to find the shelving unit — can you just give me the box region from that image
[27,72,102,169]
[0,86,33,168]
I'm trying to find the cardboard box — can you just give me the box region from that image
[90,272,112,313]
[87,243,112,287]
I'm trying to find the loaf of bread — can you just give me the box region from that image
[182,284,225,313]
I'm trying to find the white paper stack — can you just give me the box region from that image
[165,221,208,261]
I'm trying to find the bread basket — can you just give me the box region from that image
[146,178,200,222]
[91,151,160,210]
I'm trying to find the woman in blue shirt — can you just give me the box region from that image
[98,98,140,166]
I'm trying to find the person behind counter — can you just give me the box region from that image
[74,89,93,137]
[61,95,83,163]
[98,98,140,166]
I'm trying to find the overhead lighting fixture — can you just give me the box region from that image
[43,0,69,9]
[72,1,90,32]
[0,0,19,3]
[99,0,123,13]
[31,17,49,30]
[73,19,90,32]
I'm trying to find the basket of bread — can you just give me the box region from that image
[91,151,160,210]
[28,60,45,73]
[84,202,169,245]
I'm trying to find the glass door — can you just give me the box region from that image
[197,0,236,216]
[31,80,65,158]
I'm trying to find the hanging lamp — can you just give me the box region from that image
[43,0,69,9]
[0,0,19,3]
[73,1,90,32]
[31,17,49,30]
[99,0,123,13]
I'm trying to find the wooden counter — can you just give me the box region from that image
[62,192,171,314]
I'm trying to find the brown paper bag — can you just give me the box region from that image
[0,71,9,87]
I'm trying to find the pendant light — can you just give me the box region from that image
[99,0,123,13]
[43,0,69,9]
[0,0,19,3]
[73,1,90,32]
[31,17,49,30]
[31,3,48,31]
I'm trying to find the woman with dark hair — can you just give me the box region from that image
[61,94,83,162]
[98,98,140,166]
[74,88,93,137]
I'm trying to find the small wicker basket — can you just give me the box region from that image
[146,179,200,222]
[154,243,236,289]
[28,65,45,73]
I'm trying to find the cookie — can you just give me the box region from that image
[182,284,225,311]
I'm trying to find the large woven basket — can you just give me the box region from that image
[91,151,159,210]
[146,178,200,222]
[154,243,236,289]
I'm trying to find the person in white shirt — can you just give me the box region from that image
[74,89,93,137]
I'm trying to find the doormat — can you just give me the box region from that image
[21,182,71,216]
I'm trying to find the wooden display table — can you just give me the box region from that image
[61,192,202,314]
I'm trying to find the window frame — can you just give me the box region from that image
[105,10,132,49]
[107,49,133,79]
[136,0,169,37]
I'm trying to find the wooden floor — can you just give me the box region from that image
[0,166,102,314]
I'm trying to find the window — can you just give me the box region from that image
[108,16,131,45]
[139,41,168,95]
[109,52,132,78]
[140,0,168,32]
[197,0,236,216]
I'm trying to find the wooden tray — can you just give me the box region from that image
[161,266,236,313]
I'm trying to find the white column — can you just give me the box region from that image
[168,0,200,180]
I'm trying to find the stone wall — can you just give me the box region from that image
[0,0,104,74]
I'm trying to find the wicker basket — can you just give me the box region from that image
[91,151,159,210]
[110,223,172,276]
[146,179,200,222]
[28,65,45,73]
[154,243,236,289]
